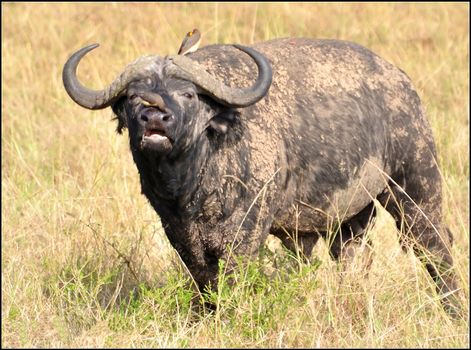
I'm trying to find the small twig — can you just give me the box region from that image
[68,212,140,283]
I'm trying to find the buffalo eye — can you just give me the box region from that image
[129,94,139,104]
[182,92,194,100]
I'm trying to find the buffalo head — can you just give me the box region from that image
[62,44,272,157]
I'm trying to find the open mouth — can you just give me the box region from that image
[144,128,168,140]
[140,128,173,153]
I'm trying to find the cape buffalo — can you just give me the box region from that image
[62,37,460,315]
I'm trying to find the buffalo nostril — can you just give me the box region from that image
[141,110,172,123]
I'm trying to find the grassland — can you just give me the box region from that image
[2,2,469,348]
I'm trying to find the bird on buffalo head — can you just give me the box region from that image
[178,28,202,55]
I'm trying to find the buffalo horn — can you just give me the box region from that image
[166,45,272,108]
[62,44,159,110]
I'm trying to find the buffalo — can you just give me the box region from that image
[63,37,460,315]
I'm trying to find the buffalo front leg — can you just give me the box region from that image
[181,220,271,306]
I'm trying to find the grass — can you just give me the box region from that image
[2,2,469,348]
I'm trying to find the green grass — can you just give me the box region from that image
[2,2,469,348]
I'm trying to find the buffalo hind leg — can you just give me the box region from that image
[377,171,461,317]
[270,226,320,262]
[324,202,376,271]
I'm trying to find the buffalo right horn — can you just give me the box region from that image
[62,44,159,110]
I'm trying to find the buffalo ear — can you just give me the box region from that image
[208,110,238,134]
[111,98,128,134]
[209,116,229,134]
[199,94,239,134]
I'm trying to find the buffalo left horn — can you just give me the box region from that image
[166,45,272,108]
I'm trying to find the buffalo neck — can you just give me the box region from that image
[131,133,212,217]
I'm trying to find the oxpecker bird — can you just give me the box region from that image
[178,28,202,55]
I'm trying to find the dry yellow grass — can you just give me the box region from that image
[2,2,469,348]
